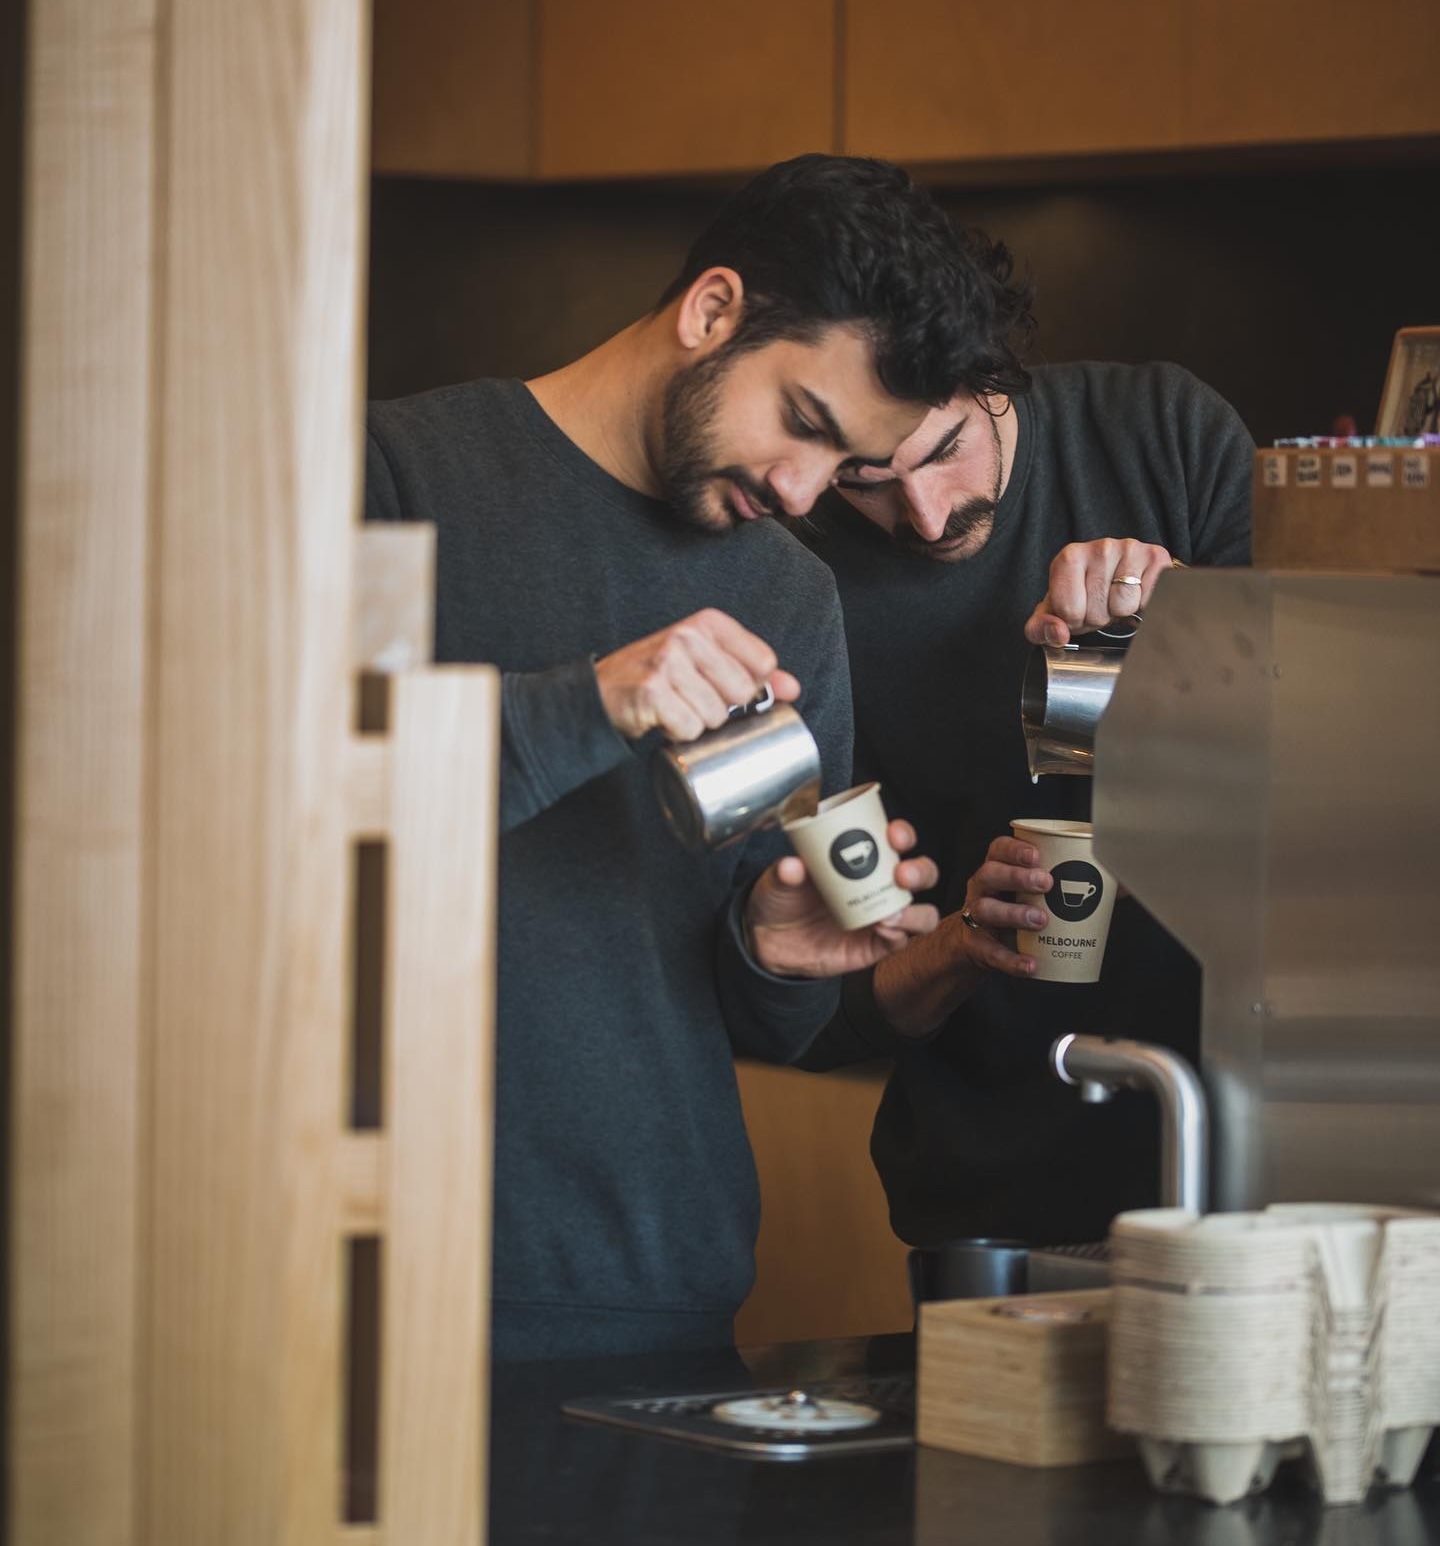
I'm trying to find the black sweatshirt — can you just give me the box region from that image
[366,379,851,1359]
[797,362,1253,1247]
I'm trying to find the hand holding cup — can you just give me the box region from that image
[951,835,1057,980]
[782,784,915,931]
[744,794,938,978]
[1009,818,1117,983]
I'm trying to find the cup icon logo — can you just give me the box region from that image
[1046,859,1104,922]
[829,828,879,880]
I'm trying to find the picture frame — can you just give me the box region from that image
[1376,325,1440,437]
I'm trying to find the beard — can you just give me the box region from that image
[658,347,778,535]
[893,411,1004,561]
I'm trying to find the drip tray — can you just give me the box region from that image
[561,1373,915,1459]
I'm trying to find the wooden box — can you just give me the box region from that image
[917,1290,1131,1468]
[1252,448,1440,571]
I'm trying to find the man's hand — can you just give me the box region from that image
[744,819,939,978]
[596,609,799,742]
[952,835,1051,977]
[1024,539,1177,647]
[870,835,1049,1037]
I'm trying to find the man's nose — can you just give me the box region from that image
[766,457,834,518]
[904,482,950,542]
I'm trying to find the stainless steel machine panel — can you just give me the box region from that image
[1092,570,1440,1212]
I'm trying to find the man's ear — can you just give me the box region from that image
[675,267,744,353]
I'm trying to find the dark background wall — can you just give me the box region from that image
[367,163,1439,446]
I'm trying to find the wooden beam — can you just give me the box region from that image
[10,3,157,1541]
[340,1135,388,1233]
[345,737,392,839]
[143,0,367,1540]
[382,669,497,1542]
[354,523,435,674]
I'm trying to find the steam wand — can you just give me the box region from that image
[1050,1034,1210,1215]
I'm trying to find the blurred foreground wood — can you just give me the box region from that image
[10,4,494,1542]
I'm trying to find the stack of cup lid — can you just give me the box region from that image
[1375,1215,1440,1488]
[1107,1204,1440,1507]
[1297,1204,1390,1503]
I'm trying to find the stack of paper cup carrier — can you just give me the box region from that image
[1107,1204,1440,1506]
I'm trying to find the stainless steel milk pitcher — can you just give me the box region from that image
[650,686,822,851]
[1021,644,1127,778]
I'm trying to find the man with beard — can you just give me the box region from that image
[364,154,983,1361]
[794,229,1253,1259]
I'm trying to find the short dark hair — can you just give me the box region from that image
[657,154,1033,406]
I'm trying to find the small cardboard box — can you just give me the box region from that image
[917,1289,1131,1468]
[1252,448,1440,571]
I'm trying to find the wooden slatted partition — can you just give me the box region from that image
[337,658,498,1542]
[383,673,496,1538]
[11,2,495,1542]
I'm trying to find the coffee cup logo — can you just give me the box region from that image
[1047,859,1104,922]
[829,829,879,880]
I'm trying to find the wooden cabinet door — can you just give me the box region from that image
[843,0,1185,162]
[373,0,837,179]
[735,1063,913,1345]
[372,0,1438,180]
[372,0,535,177]
[1184,0,1440,146]
[536,0,837,178]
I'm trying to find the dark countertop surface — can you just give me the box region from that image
[489,1333,1440,1545]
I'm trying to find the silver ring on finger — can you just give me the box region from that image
[960,904,984,932]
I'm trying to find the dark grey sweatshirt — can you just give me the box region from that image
[365,379,851,1360]
[797,362,1253,1247]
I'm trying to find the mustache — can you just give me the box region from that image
[894,496,996,553]
[716,468,780,520]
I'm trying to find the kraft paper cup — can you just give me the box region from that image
[1010,817,1117,984]
[783,782,911,931]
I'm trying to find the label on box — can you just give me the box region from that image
[1261,454,1287,486]
[1402,454,1430,489]
[1331,455,1358,489]
[1366,455,1395,489]
[1296,454,1322,486]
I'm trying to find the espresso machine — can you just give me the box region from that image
[1032,565,1440,1216]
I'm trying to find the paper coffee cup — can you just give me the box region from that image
[1009,817,1117,984]
[784,783,911,931]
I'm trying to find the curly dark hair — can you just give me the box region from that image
[657,154,1034,407]
[951,226,1036,401]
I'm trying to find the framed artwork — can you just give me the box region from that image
[1376,325,1440,437]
